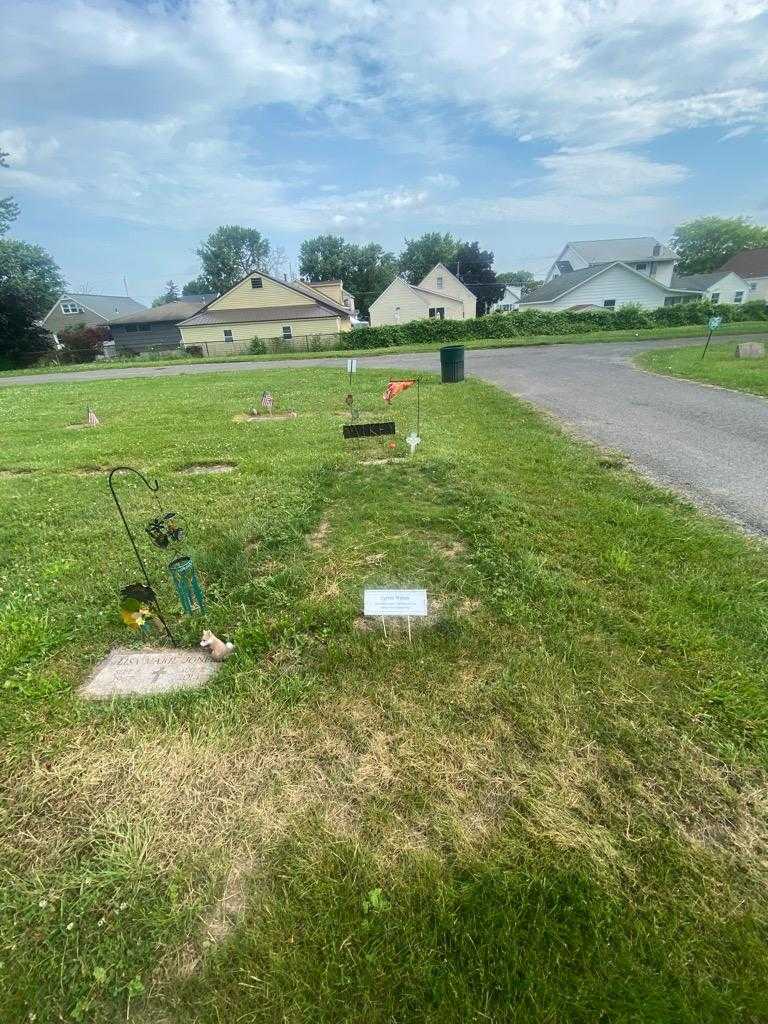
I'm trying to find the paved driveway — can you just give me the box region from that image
[3,335,768,534]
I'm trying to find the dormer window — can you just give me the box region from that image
[61,301,84,315]
[436,276,443,289]
[250,277,263,289]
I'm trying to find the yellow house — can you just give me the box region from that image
[178,272,353,355]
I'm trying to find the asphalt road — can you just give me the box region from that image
[3,335,768,534]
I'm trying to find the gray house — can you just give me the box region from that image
[110,296,215,354]
[41,292,146,341]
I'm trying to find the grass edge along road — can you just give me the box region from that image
[638,339,768,398]
[2,367,768,1023]
[3,320,768,377]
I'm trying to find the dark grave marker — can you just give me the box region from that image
[343,421,396,439]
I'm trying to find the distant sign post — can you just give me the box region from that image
[701,316,723,360]
[364,588,428,642]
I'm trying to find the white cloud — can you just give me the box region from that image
[537,150,688,198]
[1,0,766,243]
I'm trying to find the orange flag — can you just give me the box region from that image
[383,379,416,403]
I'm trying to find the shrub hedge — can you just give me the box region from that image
[342,300,768,350]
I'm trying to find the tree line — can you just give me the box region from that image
[2,144,768,369]
[168,228,514,318]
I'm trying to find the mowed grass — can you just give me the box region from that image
[4,321,768,377]
[639,340,768,398]
[2,368,768,1023]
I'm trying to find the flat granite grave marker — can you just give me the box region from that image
[735,342,765,359]
[79,646,219,700]
[343,421,396,439]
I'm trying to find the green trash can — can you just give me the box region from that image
[440,344,465,383]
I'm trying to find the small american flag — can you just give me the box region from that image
[261,391,274,410]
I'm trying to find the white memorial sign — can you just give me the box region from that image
[347,358,358,374]
[364,589,428,617]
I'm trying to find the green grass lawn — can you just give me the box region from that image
[2,367,768,1023]
[4,320,768,377]
[639,339,768,397]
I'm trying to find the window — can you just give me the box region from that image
[664,296,684,306]
[250,277,263,289]
[436,275,443,289]
[635,263,647,272]
[139,324,151,332]
[734,291,744,304]
[281,325,293,339]
[749,282,757,291]
[556,260,573,274]
[428,307,445,319]
[394,306,400,323]
[61,301,84,315]
[710,292,720,304]
[223,329,233,342]
[125,324,139,333]
[603,299,616,309]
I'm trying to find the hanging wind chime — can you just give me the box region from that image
[108,467,207,643]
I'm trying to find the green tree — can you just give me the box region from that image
[497,270,543,298]
[298,235,397,317]
[0,238,65,316]
[182,276,213,296]
[344,243,399,319]
[299,234,349,282]
[449,242,504,315]
[671,216,768,274]
[152,280,180,306]
[0,285,54,368]
[196,225,272,293]
[398,232,458,284]
[0,149,20,236]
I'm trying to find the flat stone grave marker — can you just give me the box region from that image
[79,646,219,700]
[735,342,765,359]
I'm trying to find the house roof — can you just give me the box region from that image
[179,304,341,327]
[184,269,351,324]
[670,272,731,292]
[522,261,699,305]
[569,237,676,263]
[42,292,146,325]
[719,247,768,278]
[521,264,613,303]
[111,297,215,325]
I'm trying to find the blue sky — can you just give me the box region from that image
[2,0,767,305]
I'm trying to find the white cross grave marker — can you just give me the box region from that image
[406,431,421,455]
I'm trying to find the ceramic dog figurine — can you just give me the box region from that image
[200,630,234,661]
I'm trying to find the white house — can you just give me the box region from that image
[521,236,706,311]
[670,270,752,306]
[717,248,768,301]
[490,285,521,312]
[546,237,678,286]
[369,263,476,326]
